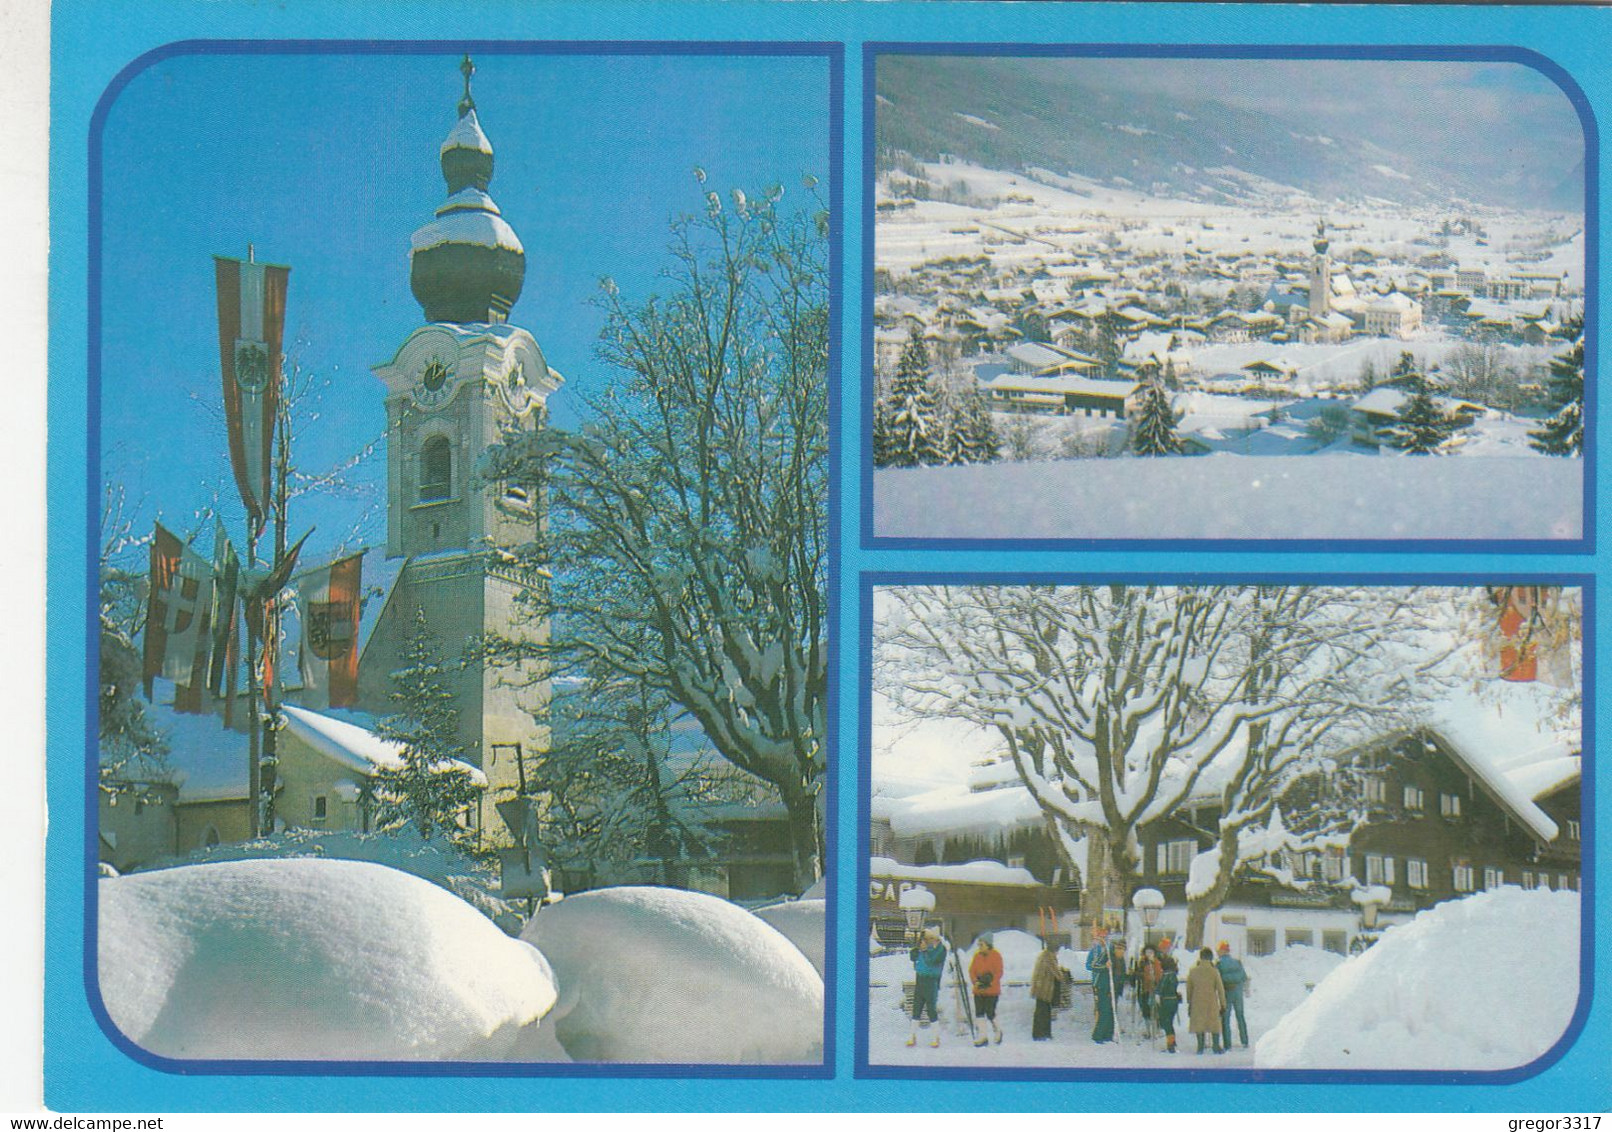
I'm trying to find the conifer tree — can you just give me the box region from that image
[373,608,484,844]
[1378,373,1454,455]
[881,331,945,467]
[949,383,1002,465]
[1529,316,1585,456]
[1130,382,1183,456]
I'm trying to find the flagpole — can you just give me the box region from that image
[245,518,262,839]
[262,383,291,833]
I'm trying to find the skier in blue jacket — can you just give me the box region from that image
[1216,941,1250,1049]
[906,927,949,1047]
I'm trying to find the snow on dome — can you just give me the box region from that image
[440,108,492,156]
[436,187,502,216]
[1257,888,1580,1070]
[410,209,525,256]
[897,884,936,911]
[752,898,826,974]
[98,859,557,1060]
[520,886,822,1063]
[1350,884,1393,907]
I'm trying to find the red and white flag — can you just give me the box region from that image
[215,255,290,530]
[297,552,364,709]
[141,522,215,712]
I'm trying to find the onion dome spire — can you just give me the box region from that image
[1313,217,1330,256]
[409,56,526,325]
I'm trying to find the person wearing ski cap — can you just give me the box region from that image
[1154,940,1181,1054]
[1086,927,1116,1044]
[968,933,1005,1046]
[906,926,948,1047]
[1186,946,1227,1054]
[1029,938,1068,1041]
[1133,945,1162,1032]
[1216,940,1250,1049]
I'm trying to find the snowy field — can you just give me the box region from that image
[869,889,1579,1071]
[868,931,1342,1068]
[874,453,1582,540]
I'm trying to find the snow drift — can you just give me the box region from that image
[1256,888,1580,1070]
[752,898,827,974]
[522,886,823,1063]
[98,858,558,1060]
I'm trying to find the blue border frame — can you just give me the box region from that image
[854,571,1595,1084]
[858,43,1599,555]
[82,37,845,1082]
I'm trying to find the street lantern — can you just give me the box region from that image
[899,884,936,944]
[1132,887,1166,929]
[1351,883,1391,931]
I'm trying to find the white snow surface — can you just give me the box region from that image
[875,454,1581,540]
[98,859,557,1060]
[1257,888,1580,1070]
[411,208,524,255]
[752,898,827,974]
[520,886,823,1063]
[280,705,488,786]
[872,856,1040,887]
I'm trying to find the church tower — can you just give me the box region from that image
[362,57,560,845]
[1309,217,1332,318]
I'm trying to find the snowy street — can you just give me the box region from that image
[869,932,1339,1068]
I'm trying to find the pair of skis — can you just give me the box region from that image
[947,944,979,1045]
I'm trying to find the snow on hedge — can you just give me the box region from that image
[1256,888,1579,1070]
[99,859,557,1060]
[753,898,827,974]
[522,886,822,1063]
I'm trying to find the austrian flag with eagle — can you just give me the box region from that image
[297,552,364,709]
[214,255,290,528]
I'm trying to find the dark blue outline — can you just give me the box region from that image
[853,571,1595,1085]
[858,43,1598,555]
[84,37,844,1082]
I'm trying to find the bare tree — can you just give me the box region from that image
[876,584,1457,945]
[484,181,829,889]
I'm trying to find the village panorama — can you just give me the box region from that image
[871,56,1587,541]
[866,583,1583,1072]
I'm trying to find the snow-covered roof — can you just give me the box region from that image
[1006,341,1072,369]
[280,705,488,787]
[1421,687,1578,842]
[133,700,249,803]
[870,856,1041,888]
[440,109,492,156]
[986,374,1138,399]
[885,782,1044,840]
[410,208,524,255]
[436,187,502,217]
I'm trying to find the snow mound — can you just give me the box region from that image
[522,886,822,1063]
[98,858,557,1061]
[1256,888,1580,1070]
[1241,945,1347,1039]
[752,898,826,974]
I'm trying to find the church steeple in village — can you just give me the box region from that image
[361,57,561,848]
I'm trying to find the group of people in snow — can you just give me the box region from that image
[905,927,1253,1055]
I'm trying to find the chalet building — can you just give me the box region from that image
[1358,291,1424,339]
[982,372,1139,417]
[1349,386,1486,447]
[871,695,1579,958]
[1136,725,1580,957]
[869,858,1079,948]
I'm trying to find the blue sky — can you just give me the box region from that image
[98,50,831,566]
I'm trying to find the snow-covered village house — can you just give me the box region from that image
[870,691,1579,958]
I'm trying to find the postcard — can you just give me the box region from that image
[40,0,1610,1115]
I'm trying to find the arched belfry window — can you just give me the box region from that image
[420,436,452,501]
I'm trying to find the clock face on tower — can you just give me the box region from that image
[414,357,455,408]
